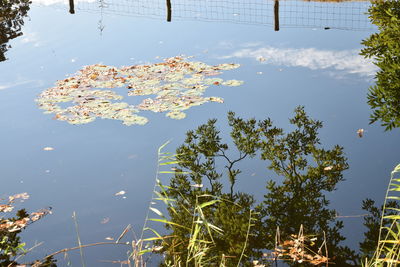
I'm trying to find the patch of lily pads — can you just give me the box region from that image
[36,56,243,126]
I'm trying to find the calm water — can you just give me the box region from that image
[1,0,399,265]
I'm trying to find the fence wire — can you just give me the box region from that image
[34,0,374,31]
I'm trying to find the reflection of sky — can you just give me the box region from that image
[31,0,373,31]
[32,0,95,5]
[0,2,398,266]
[222,46,377,78]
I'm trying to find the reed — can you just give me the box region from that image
[364,163,400,266]
[139,142,255,267]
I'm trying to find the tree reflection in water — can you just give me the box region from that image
[361,0,400,131]
[0,0,31,62]
[155,107,365,266]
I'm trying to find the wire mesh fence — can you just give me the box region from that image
[33,0,374,31]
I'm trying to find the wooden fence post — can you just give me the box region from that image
[166,0,172,22]
[274,0,279,31]
[69,0,75,14]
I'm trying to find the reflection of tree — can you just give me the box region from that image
[160,107,357,266]
[257,107,358,266]
[360,0,400,130]
[0,193,55,266]
[0,0,31,62]
[162,115,264,266]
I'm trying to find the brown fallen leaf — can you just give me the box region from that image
[357,129,364,138]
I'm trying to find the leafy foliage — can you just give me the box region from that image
[158,107,353,266]
[0,208,27,265]
[160,117,264,266]
[258,107,357,266]
[360,0,400,130]
[0,0,31,62]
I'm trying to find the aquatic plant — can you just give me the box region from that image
[36,56,243,126]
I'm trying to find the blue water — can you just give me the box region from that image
[1,0,398,265]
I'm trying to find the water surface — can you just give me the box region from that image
[1,0,398,265]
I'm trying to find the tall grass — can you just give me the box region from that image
[364,163,400,266]
[139,142,255,267]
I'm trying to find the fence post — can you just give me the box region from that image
[69,0,75,14]
[166,0,172,22]
[274,0,279,31]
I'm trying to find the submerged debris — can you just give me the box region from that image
[268,225,330,266]
[36,56,243,126]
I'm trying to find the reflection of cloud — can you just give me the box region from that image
[239,42,263,48]
[223,46,378,77]
[0,80,43,91]
[32,0,95,5]
[21,32,41,47]
[217,41,235,50]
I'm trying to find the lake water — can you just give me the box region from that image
[1,0,399,265]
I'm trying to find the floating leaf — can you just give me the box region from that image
[0,205,13,212]
[9,193,29,202]
[357,128,364,138]
[222,80,244,86]
[208,97,224,103]
[166,111,186,120]
[115,191,126,196]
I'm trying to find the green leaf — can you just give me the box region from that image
[159,161,180,165]
[393,164,400,174]
[148,218,191,230]
[199,200,219,209]
[149,207,165,218]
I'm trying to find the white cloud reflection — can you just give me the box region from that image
[0,80,43,91]
[223,46,378,78]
